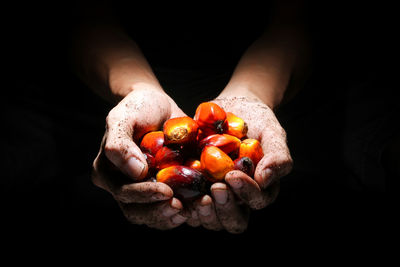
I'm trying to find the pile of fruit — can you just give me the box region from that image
[139,102,264,201]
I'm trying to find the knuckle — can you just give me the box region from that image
[106,108,121,126]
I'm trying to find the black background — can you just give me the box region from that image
[1,0,396,256]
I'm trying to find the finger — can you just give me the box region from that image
[148,202,189,230]
[119,197,184,228]
[185,202,201,228]
[254,153,293,189]
[147,212,188,230]
[93,152,173,203]
[211,183,249,234]
[104,108,148,180]
[195,195,223,231]
[255,128,293,189]
[225,170,275,210]
[114,182,174,203]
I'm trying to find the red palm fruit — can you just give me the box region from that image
[155,146,183,170]
[233,157,255,177]
[225,112,248,139]
[184,158,202,172]
[239,139,264,166]
[140,131,164,155]
[156,166,207,200]
[200,146,234,182]
[198,134,241,157]
[194,102,227,135]
[163,117,199,145]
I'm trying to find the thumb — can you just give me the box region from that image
[254,129,293,189]
[104,110,148,181]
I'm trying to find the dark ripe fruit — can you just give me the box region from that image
[239,139,264,166]
[233,157,255,177]
[194,102,227,135]
[200,146,234,182]
[225,112,248,139]
[143,152,157,178]
[163,117,199,145]
[140,131,165,155]
[198,134,241,158]
[156,166,208,200]
[155,146,184,170]
[144,152,156,169]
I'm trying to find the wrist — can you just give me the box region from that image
[217,84,280,109]
[108,58,162,101]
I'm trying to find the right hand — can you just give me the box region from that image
[92,84,189,230]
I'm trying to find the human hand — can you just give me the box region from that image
[91,85,189,230]
[192,95,293,233]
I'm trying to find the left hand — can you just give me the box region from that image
[192,94,293,233]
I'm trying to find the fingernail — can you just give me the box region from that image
[198,204,211,216]
[162,206,180,217]
[229,178,243,189]
[213,190,228,205]
[171,214,186,224]
[262,168,273,188]
[124,157,145,178]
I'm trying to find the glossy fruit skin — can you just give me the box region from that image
[163,117,199,145]
[194,102,227,135]
[184,158,202,172]
[143,152,157,178]
[140,131,165,155]
[233,157,255,177]
[200,146,234,181]
[239,139,264,166]
[225,112,248,139]
[156,166,208,200]
[155,146,184,170]
[199,134,241,157]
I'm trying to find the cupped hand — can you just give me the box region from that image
[192,95,293,233]
[92,85,189,230]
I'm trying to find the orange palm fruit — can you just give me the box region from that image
[194,102,227,135]
[140,131,165,156]
[200,146,234,181]
[225,112,248,139]
[155,146,184,170]
[163,117,199,145]
[239,139,264,166]
[156,166,208,200]
[199,134,241,158]
[233,157,255,177]
[184,158,202,172]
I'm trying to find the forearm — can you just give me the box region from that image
[218,1,308,109]
[71,21,162,103]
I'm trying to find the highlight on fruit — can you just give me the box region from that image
[239,139,264,165]
[194,102,227,135]
[163,116,199,145]
[226,112,248,139]
[156,166,208,200]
